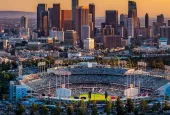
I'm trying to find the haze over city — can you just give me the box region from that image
[0,0,170,17]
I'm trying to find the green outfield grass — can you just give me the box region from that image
[79,93,111,101]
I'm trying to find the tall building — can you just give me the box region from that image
[61,10,72,31]
[41,11,49,37]
[160,26,170,43]
[48,8,53,28]
[128,18,134,38]
[128,0,137,18]
[52,4,61,29]
[83,38,94,50]
[105,10,118,33]
[20,16,28,29]
[103,35,122,49]
[145,13,149,28]
[72,0,79,30]
[120,14,128,28]
[128,1,139,29]
[81,25,90,41]
[168,20,170,26]
[64,30,77,46]
[89,3,95,35]
[37,4,47,30]
[88,14,93,37]
[102,25,115,36]
[157,14,164,24]
[76,6,89,40]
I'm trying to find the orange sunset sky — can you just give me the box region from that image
[0,0,170,17]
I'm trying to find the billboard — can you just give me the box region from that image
[56,88,71,98]
[124,88,139,98]
[16,85,27,99]
[164,84,170,96]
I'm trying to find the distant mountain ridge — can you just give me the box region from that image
[0,11,36,19]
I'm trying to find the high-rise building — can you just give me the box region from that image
[83,38,94,50]
[128,0,137,18]
[102,25,115,36]
[105,10,118,33]
[41,11,49,37]
[157,14,164,24]
[76,6,89,40]
[145,13,149,28]
[52,4,61,29]
[120,14,128,28]
[128,18,134,38]
[37,4,47,30]
[72,0,79,30]
[128,1,139,29]
[88,13,93,37]
[81,25,90,41]
[61,10,73,31]
[160,26,170,43]
[168,20,170,26]
[20,16,28,29]
[48,8,53,28]
[64,30,77,46]
[89,3,95,35]
[103,35,122,49]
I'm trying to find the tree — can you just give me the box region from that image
[105,91,108,102]
[163,100,170,111]
[67,104,74,115]
[78,99,87,115]
[41,105,49,115]
[115,97,125,115]
[140,100,148,113]
[104,101,112,115]
[151,103,158,112]
[157,102,161,111]
[134,107,139,115]
[8,103,12,113]
[30,103,38,115]
[126,98,134,113]
[88,91,92,102]
[56,102,62,115]
[15,103,25,115]
[91,101,98,115]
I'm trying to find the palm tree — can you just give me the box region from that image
[140,100,148,113]
[78,99,87,115]
[104,101,112,115]
[115,97,125,115]
[8,103,12,113]
[55,102,62,115]
[67,104,74,115]
[91,101,98,115]
[41,105,49,115]
[30,103,38,115]
[88,91,92,102]
[126,98,134,113]
[105,91,108,102]
[15,103,25,115]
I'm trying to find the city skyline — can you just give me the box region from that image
[0,0,170,17]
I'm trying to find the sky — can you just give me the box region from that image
[0,0,170,17]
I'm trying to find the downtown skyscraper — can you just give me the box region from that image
[52,3,61,29]
[37,4,47,30]
[89,3,95,36]
[76,6,89,41]
[72,0,79,30]
[20,16,28,29]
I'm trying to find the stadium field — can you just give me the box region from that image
[79,93,111,101]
